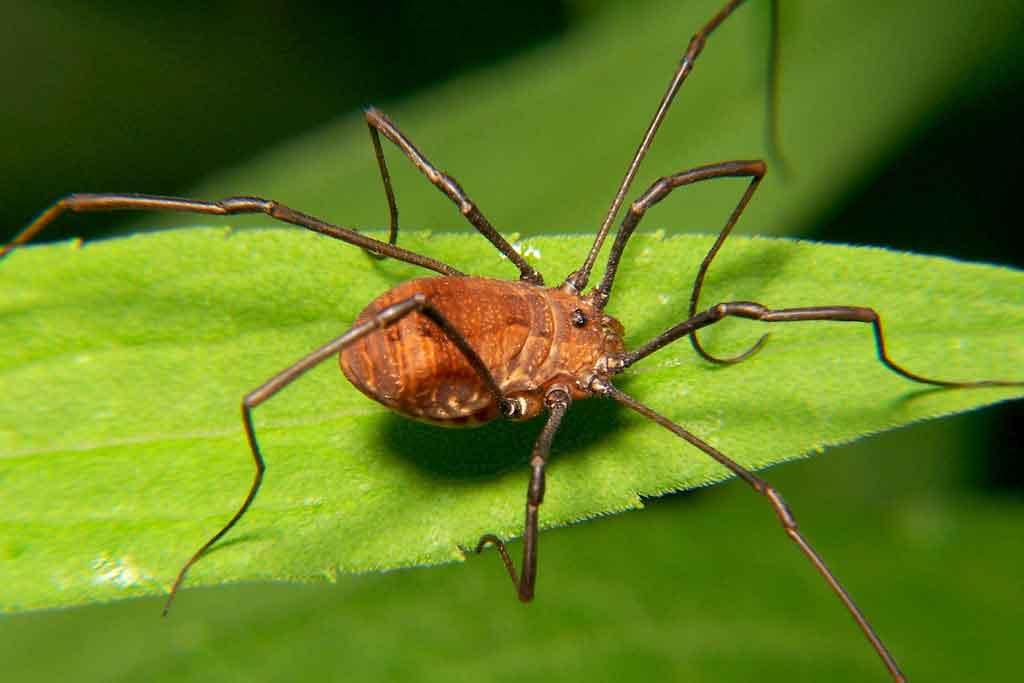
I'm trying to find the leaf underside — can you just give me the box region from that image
[1,229,1021,612]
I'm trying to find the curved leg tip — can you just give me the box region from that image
[692,331,769,365]
[474,533,503,555]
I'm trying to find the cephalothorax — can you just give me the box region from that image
[3,1,1021,681]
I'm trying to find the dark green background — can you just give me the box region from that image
[2,1,1022,681]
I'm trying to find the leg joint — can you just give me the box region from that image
[219,197,274,214]
[764,485,798,531]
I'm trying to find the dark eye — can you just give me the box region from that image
[571,309,587,327]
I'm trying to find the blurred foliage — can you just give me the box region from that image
[1,0,1023,680]
[0,0,570,240]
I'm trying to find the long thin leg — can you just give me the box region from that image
[594,159,764,308]
[163,293,511,615]
[597,380,907,683]
[367,119,399,250]
[593,159,767,364]
[765,0,788,175]
[0,193,463,276]
[473,387,571,602]
[566,0,761,293]
[619,300,1023,387]
[364,108,544,285]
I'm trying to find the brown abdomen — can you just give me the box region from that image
[339,277,550,426]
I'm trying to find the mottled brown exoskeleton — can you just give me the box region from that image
[3,1,1022,681]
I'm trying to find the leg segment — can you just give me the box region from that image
[620,300,1023,388]
[0,193,463,276]
[163,293,510,615]
[473,388,571,602]
[593,159,766,364]
[364,108,543,285]
[764,0,787,175]
[366,118,399,250]
[593,159,765,311]
[598,380,907,683]
[567,0,769,293]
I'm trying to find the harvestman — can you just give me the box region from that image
[4,1,1021,680]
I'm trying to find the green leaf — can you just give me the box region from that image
[1,229,1021,612]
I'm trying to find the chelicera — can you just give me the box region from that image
[3,1,1021,681]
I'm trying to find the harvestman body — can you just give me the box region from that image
[4,1,1021,681]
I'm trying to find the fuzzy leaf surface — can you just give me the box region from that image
[1,229,1021,611]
